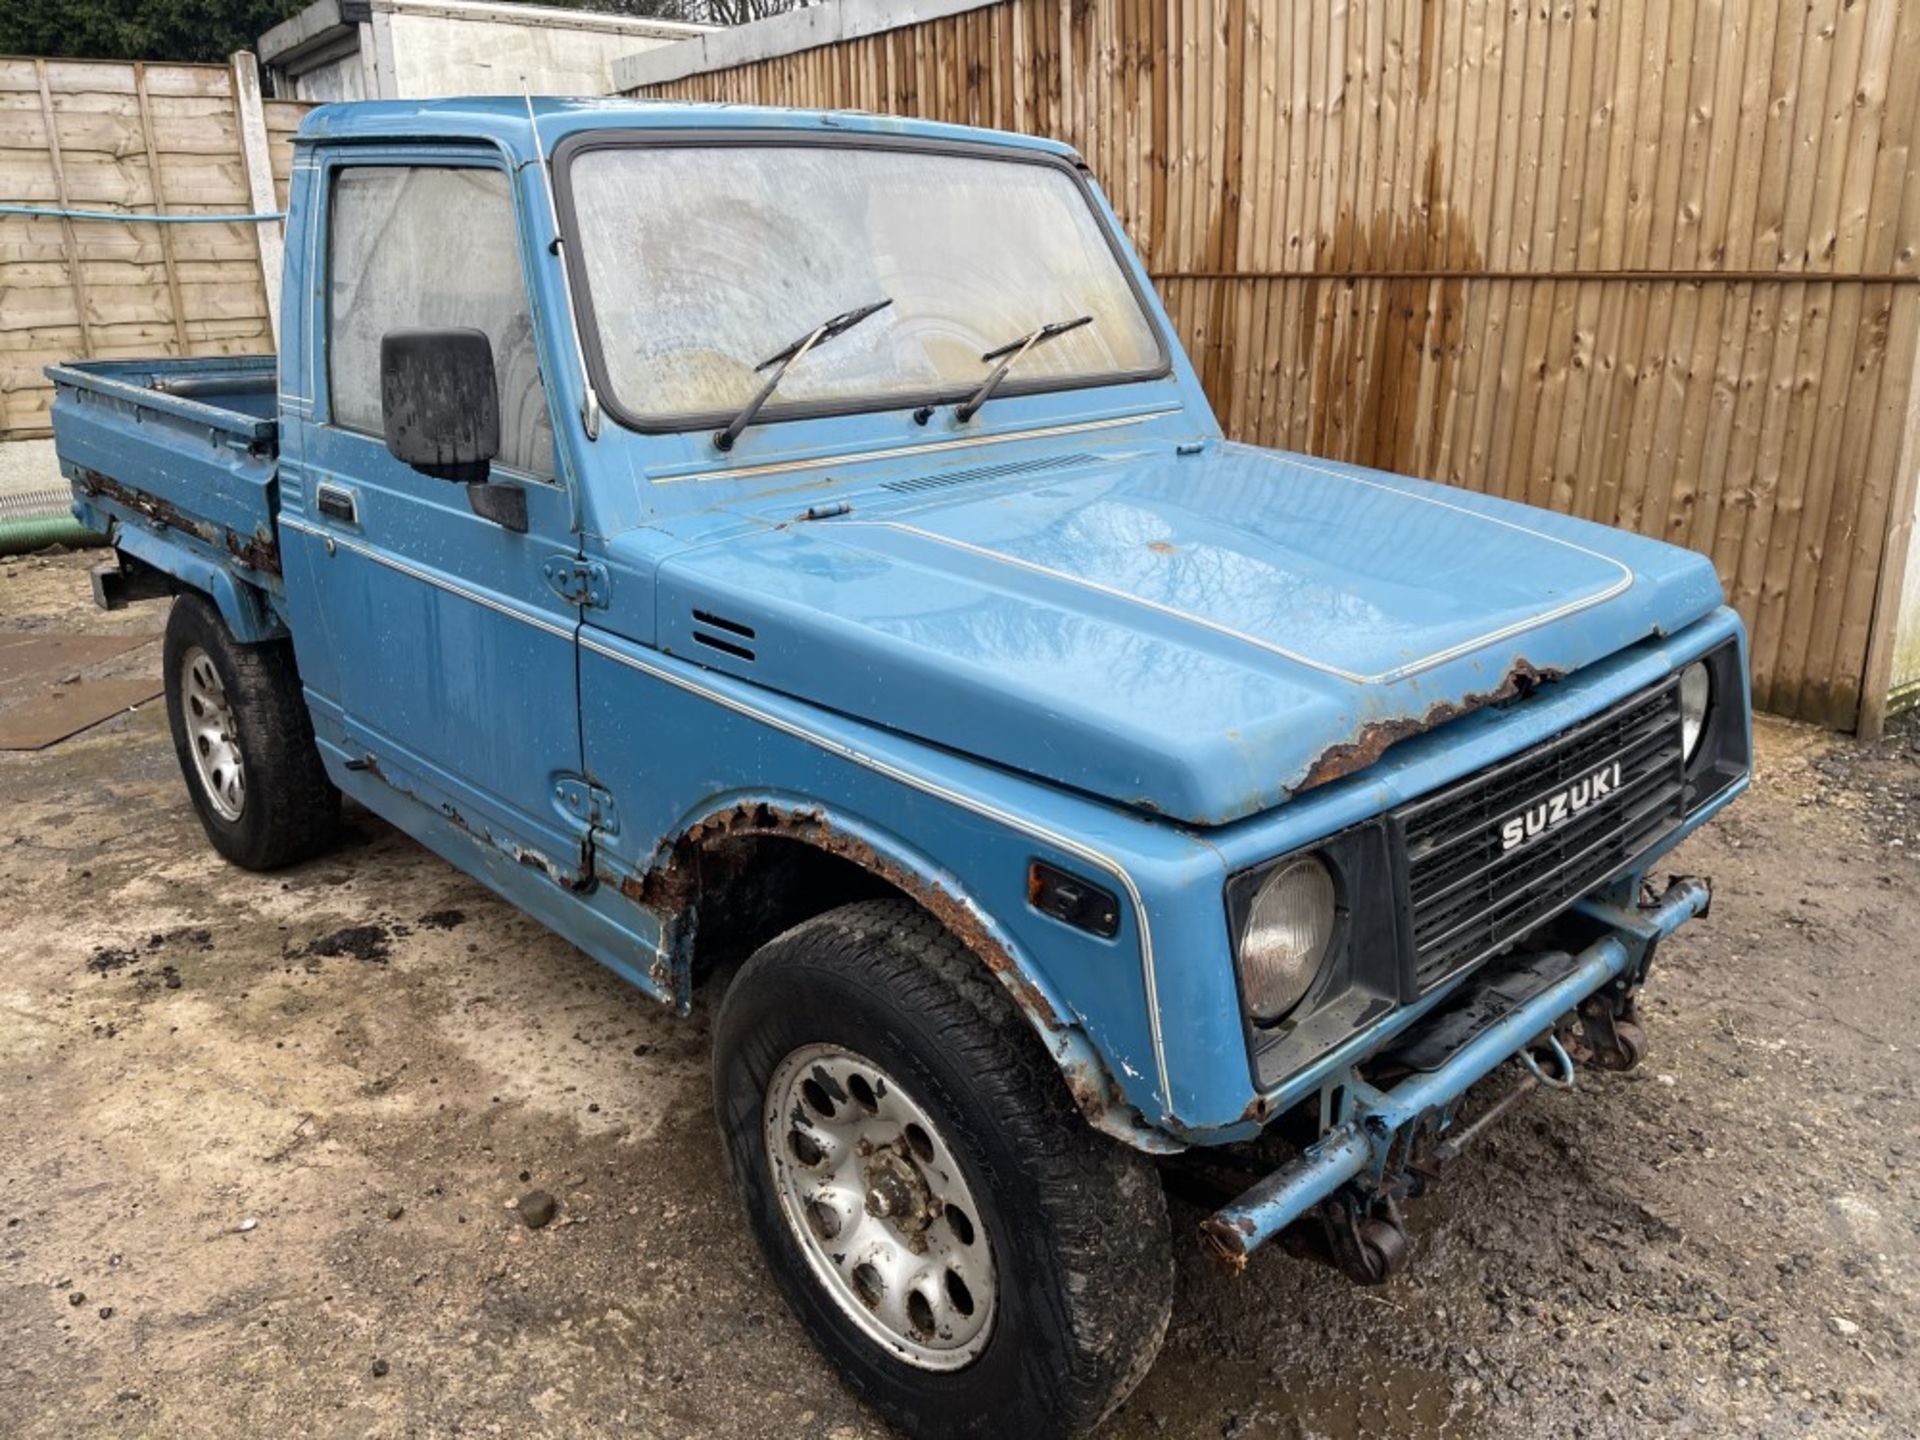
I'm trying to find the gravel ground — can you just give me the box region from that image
[2,548,1916,1440]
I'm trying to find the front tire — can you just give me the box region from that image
[162,594,339,870]
[713,900,1172,1439]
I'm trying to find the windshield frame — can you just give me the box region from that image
[548,128,1175,437]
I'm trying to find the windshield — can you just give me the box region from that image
[562,141,1166,427]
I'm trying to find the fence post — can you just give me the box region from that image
[229,51,284,346]
[1860,313,1920,739]
[32,58,96,360]
[132,62,192,356]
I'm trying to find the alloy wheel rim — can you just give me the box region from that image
[181,646,245,822]
[763,1043,996,1370]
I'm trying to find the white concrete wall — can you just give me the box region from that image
[280,0,710,102]
[0,440,65,521]
[286,31,374,102]
[614,0,996,93]
[386,5,694,97]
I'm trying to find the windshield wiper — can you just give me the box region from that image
[950,314,1094,424]
[713,297,893,452]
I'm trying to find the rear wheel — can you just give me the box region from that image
[713,899,1172,1438]
[162,594,339,870]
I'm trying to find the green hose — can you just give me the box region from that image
[0,512,105,555]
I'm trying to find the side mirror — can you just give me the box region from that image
[379,327,500,483]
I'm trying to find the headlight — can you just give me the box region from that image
[1679,661,1712,762]
[1240,854,1337,1022]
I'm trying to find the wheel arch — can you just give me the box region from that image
[111,521,287,644]
[628,793,1181,1155]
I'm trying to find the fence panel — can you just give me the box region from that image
[0,56,308,439]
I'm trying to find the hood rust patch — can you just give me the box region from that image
[1296,659,1565,793]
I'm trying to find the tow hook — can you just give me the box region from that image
[1575,992,1647,1071]
[1517,1032,1579,1089]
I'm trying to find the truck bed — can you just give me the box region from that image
[46,356,282,583]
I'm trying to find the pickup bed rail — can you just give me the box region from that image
[49,355,287,640]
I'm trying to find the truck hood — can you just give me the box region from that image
[645,442,1725,825]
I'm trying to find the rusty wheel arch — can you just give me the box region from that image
[619,800,1178,1152]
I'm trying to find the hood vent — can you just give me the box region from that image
[882,451,1097,495]
[691,608,755,662]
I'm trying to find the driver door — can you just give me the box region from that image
[280,153,588,880]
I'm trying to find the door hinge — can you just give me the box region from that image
[553,776,618,834]
[543,555,610,608]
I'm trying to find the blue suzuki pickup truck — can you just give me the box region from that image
[50,98,1750,1437]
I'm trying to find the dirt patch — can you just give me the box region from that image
[85,943,142,974]
[1807,708,1920,855]
[150,926,213,950]
[86,926,214,975]
[290,921,410,964]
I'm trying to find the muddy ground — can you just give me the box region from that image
[2,547,1915,1440]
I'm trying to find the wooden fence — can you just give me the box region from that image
[0,55,307,439]
[622,0,1920,731]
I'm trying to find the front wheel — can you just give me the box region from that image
[713,900,1172,1438]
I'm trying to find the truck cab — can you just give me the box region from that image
[53,98,1750,1438]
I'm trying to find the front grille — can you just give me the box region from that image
[1394,678,1686,991]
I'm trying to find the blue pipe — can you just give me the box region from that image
[1202,877,1714,1265]
[0,204,285,224]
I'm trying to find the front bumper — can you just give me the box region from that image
[1200,874,1712,1267]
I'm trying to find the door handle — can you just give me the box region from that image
[315,483,357,526]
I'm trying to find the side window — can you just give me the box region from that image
[326,165,555,479]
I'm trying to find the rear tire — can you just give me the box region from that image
[162,593,339,870]
[713,899,1172,1439]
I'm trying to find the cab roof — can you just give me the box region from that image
[294,96,1080,163]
